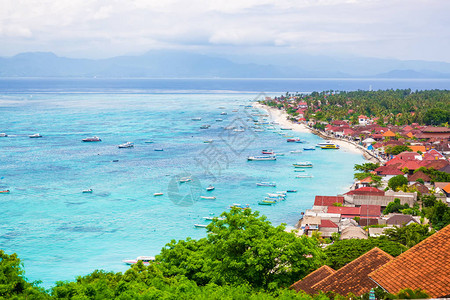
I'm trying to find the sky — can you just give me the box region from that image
[1,0,449,62]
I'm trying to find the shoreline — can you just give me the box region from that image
[253,102,382,163]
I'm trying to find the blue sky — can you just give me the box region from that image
[1,0,449,62]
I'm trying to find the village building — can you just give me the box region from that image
[369,224,450,298]
[306,248,392,296]
[290,266,336,294]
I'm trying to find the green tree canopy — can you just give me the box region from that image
[382,223,433,248]
[388,175,408,191]
[156,208,324,290]
[386,145,413,155]
[323,238,407,269]
[423,107,450,125]
[0,250,49,299]
[354,163,380,173]
[423,200,450,230]
[383,198,410,214]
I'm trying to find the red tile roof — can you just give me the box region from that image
[385,156,405,166]
[327,206,361,216]
[375,165,404,175]
[397,152,421,161]
[369,225,450,298]
[311,248,393,296]
[400,160,422,170]
[423,159,449,170]
[320,219,338,228]
[290,265,336,294]
[314,196,344,206]
[423,149,446,161]
[421,126,450,133]
[359,205,381,217]
[345,187,385,196]
[407,171,431,182]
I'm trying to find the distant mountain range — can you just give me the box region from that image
[1,51,450,79]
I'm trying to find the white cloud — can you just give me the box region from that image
[0,0,449,61]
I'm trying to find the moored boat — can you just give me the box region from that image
[179,177,191,183]
[296,174,314,178]
[303,147,316,151]
[320,144,340,149]
[230,203,250,210]
[258,200,275,205]
[206,185,215,191]
[194,224,208,228]
[286,190,297,193]
[203,216,224,221]
[154,148,164,151]
[82,189,93,193]
[261,149,274,154]
[122,256,155,265]
[316,141,334,147]
[0,190,10,194]
[200,124,211,129]
[0,133,7,137]
[29,133,42,138]
[256,182,276,187]
[293,161,313,168]
[290,150,302,154]
[82,136,101,142]
[153,192,164,196]
[200,196,216,200]
[287,138,300,142]
[192,117,202,121]
[118,142,134,148]
[247,155,276,161]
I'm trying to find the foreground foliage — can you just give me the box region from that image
[156,208,324,289]
[0,209,440,299]
[323,238,407,269]
[0,250,49,299]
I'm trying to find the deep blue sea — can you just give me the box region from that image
[0,78,448,288]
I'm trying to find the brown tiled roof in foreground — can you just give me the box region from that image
[310,248,393,296]
[290,265,335,294]
[369,224,450,298]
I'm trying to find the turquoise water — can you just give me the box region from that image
[0,92,364,287]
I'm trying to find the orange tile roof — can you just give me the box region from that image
[290,265,336,293]
[409,145,426,153]
[369,225,450,298]
[383,130,396,137]
[310,248,393,296]
[443,183,450,193]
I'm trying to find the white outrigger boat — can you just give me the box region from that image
[122,256,155,265]
[256,182,276,187]
[194,224,208,228]
[200,196,216,200]
[293,161,313,168]
[296,174,314,178]
[247,155,276,161]
[118,142,134,148]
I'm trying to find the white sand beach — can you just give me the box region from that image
[253,102,370,158]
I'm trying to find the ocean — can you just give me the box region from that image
[0,78,448,287]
